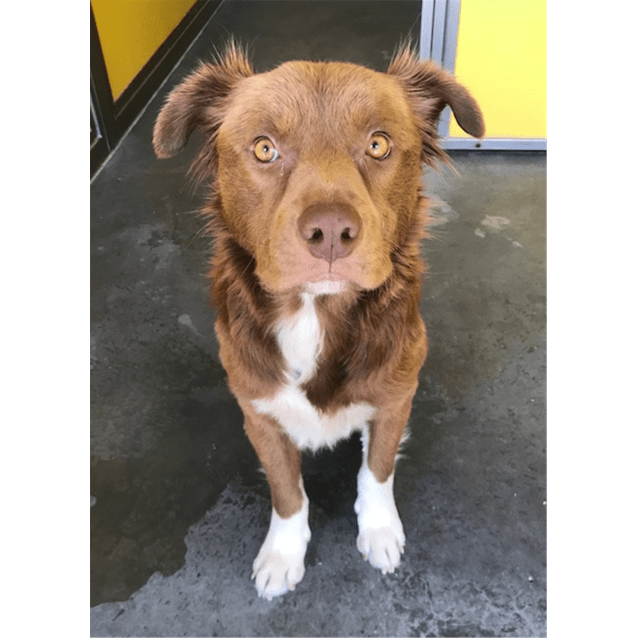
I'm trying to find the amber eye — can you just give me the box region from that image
[252,136,279,163]
[366,132,391,160]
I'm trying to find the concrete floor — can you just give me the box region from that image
[90,1,546,636]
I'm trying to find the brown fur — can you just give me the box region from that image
[153,44,483,519]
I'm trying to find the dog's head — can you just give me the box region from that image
[153,45,483,294]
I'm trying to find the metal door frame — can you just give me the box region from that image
[420,0,546,151]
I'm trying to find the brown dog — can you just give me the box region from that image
[153,44,483,599]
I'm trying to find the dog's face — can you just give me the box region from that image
[215,60,424,293]
[153,46,484,294]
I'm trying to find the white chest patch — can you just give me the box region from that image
[275,292,323,384]
[252,293,376,451]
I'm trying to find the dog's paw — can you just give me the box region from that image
[355,463,406,574]
[252,498,311,600]
[356,523,405,574]
[252,546,307,600]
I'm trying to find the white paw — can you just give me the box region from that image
[252,496,311,600]
[355,463,406,574]
[356,523,405,574]
[252,546,306,600]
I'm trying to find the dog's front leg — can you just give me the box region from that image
[239,402,310,599]
[355,391,415,574]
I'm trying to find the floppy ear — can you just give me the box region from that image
[388,47,484,163]
[152,44,253,160]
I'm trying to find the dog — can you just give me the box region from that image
[153,44,484,600]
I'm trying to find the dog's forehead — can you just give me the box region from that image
[221,60,415,142]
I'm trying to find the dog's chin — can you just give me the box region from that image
[259,274,353,296]
[257,262,391,296]
[303,278,349,296]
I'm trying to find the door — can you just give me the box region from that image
[420,0,546,150]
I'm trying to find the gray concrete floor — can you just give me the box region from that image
[90,1,546,636]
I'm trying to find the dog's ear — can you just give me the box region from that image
[388,47,484,163]
[152,44,253,159]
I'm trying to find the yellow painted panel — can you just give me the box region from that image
[93,0,197,101]
[449,0,546,139]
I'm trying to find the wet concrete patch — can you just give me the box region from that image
[90,174,255,605]
[90,374,257,606]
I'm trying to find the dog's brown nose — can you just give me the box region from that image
[297,203,361,263]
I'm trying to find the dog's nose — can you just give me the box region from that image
[297,203,361,262]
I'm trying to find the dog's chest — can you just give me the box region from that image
[252,293,375,450]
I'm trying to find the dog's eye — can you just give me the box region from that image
[366,133,391,160]
[253,137,279,163]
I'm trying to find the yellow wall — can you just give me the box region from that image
[449,0,546,139]
[92,0,197,101]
